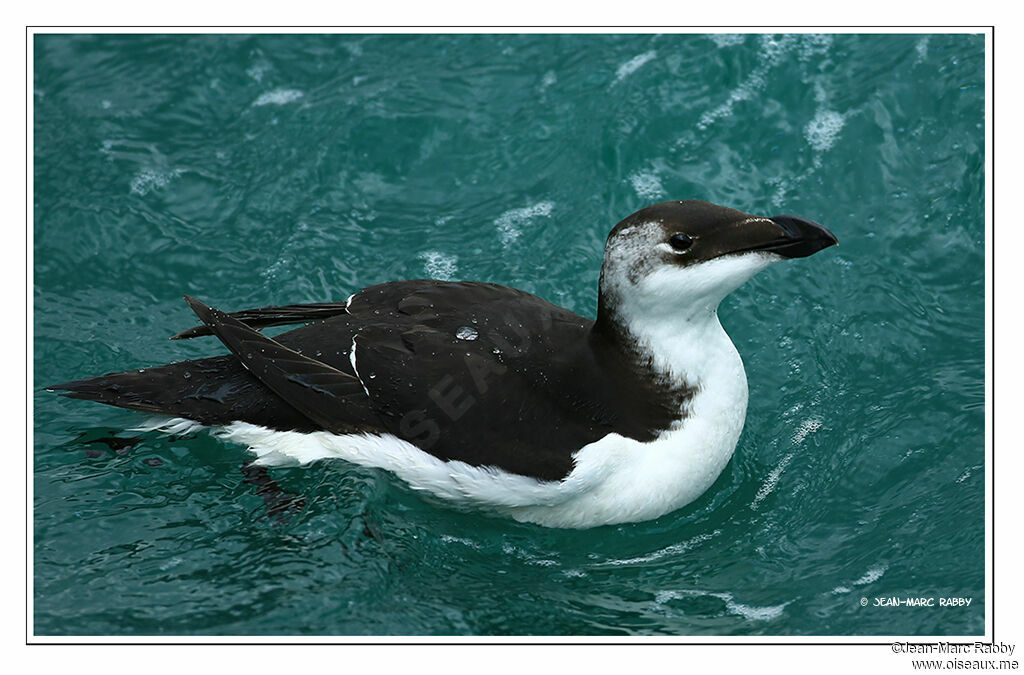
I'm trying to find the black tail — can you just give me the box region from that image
[47,355,317,432]
[49,296,384,434]
[169,301,352,340]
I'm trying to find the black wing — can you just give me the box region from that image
[50,352,324,431]
[181,296,372,435]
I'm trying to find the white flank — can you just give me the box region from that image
[213,422,576,508]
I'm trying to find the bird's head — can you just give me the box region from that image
[598,200,838,325]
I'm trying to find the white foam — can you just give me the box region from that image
[853,563,888,586]
[129,168,182,196]
[725,596,789,622]
[792,417,823,445]
[614,50,657,83]
[439,534,480,549]
[751,452,794,510]
[797,34,834,61]
[628,170,665,200]
[494,201,554,246]
[654,590,682,605]
[708,34,746,48]
[500,543,559,567]
[261,255,292,281]
[831,563,887,594]
[654,589,788,622]
[804,109,845,153]
[812,80,829,105]
[956,466,978,483]
[418,251,458,280]
[253,89,304,107]
[916,37,930,62]
[130,416,204,436]
[759,34,793,62]
[246,63,268,83]
[768,101,846,201]
[698,35,794,130]
[601,530,720,566]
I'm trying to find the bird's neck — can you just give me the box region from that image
[600,305,731,380]
[595,280,747,424]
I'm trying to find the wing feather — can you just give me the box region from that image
[171,301,352,340]
[183,296,370,434]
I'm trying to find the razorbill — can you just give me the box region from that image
[50,200,837,528]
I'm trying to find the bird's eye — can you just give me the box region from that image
[669,233,693,251]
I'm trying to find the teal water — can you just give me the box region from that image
[33,33,986,636]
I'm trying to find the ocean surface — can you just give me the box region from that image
[32,33,986,637]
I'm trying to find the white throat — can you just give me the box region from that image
[612,264,752,451]
[601,251,778,388]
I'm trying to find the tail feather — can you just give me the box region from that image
[47,355,318,432]
[169,301,352,340]
[49,296,383,435]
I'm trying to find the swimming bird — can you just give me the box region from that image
[49,200,837,528]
